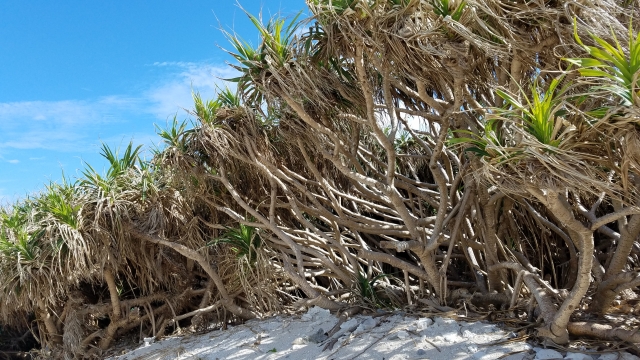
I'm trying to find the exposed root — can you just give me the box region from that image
[568,322,640,343]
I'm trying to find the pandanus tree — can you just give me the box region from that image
[175,0,640,345]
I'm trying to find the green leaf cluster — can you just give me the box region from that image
[80,142,144,197]
[156,116,191,152]
[225,12,302,106]
[39,180,80,229]
[496,76,567,148]
[431,0,466,21]
[449,119,502,158]
[567,21,640,106]
[356,271,390,307]
[209,223,262,264]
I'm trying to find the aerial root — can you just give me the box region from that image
[568,322,640,343]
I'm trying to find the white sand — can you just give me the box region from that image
[108,307,639,360]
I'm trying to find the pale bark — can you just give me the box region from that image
[591,271,640,314]
[37,299,61,346]
[103,267,121,321]
[529,189,594,344]
[127,226,256,320]
[568,321,640,343]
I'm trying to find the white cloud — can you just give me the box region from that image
[0,96,142,152]
[0,60,241,202]
[146,62,238,119]
[0,62,235,152]
[152,61,196,67]
[0,62,236,154]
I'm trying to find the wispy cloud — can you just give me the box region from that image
[0,96,143,152]
[0,61,237,154]
[0,61,239,201]
[146,62,237,119]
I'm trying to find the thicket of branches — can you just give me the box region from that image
[1,0,640,358]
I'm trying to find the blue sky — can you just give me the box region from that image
[0,0,307,204]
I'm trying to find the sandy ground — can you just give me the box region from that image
[108,307,639,360]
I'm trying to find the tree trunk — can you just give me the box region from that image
[530,190,594,345]
[37,299,61,346]
[591,213,640,314]
[104,267,121,321]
